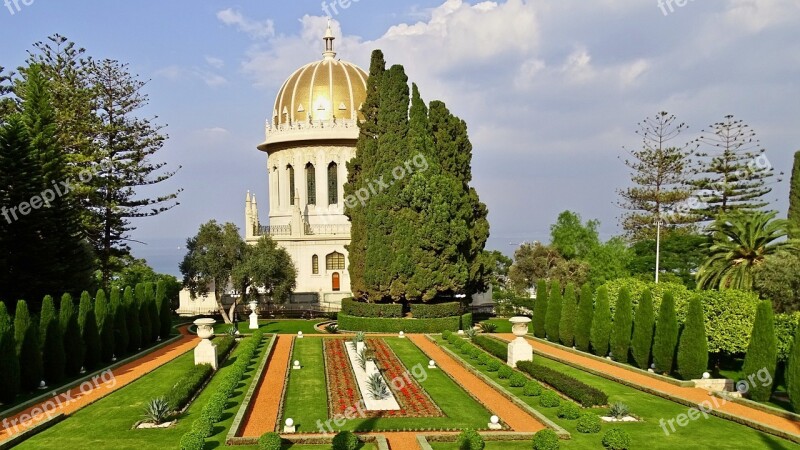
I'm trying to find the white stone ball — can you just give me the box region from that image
[294,360,300,367]
[297,331,303,336]
[490,415,500,424]
[399,331,405,337]
[429,360,435,366]
[702,372,711,379]
[650,363,656,369]
[285,418,294,427]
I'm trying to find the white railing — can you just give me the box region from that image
[265,118,358,139]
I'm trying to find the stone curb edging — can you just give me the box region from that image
[0,412,65,450]
[0,332,184,421]
[710,391,800,423]
[225,334,276,444]
[226,433,389,448]
[417,432,537,448]
[425,335,570,439]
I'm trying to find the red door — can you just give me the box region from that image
[332,272,340,291]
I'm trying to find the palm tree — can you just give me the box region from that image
[697,211,798,290]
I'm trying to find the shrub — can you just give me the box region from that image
[608,402,630,419]
[652,291,679,374]
[477,353,490,366]
[456,429,484,450]
[165,363,214,411]
[742,300,777,401]
[557,401,581,420]
[332,430,359,450]
[411,302,461,319]
[481,322,498,333]
[498,365,513,379]
[337,313,459,333]
[610,288,632,363]
[602,428,631,450]
[216,336,236,360]
[539,390,561,408]
[523,381,542,396]
[517,361,608,407]
[591,287,612,357]
[576,412,601,433]
[143,397,171,424]
[545,281,562,342]
[341,299,402,318]
[202,393,227,423]
[473,335,508,360]
[631,289,654,370]
[677,296,708,380]
[788,318,800,412]
[775,313,799,362]
[559,283,578,347]
[509,372,527,387]
[258,432,282,450]
[532,429,560,450]
[575,284,594,352]
[192,416,214,438]
[0,303,20,403]
[486,359,500,372]
[15,300,43,391]
[461,313,473,330]
[442,330,453,340]
[532,279,549,338]
[179,431,205,450]
[40,296,65,384]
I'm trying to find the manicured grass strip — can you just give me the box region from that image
[281,337,328,433]
[214,320,325,335]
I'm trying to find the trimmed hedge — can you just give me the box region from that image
[337,313,460,333]
[533,429,560,450]
[259,432,282,450]
[461,313,473,330]
[602,428,631,450]
[341,299,402,318]
[411,302,461,319]
[456,429,485,450]
[517,360,608,407]
[165,363,214,411]
[215,336,236,360]
[473,335,508,360]
[576,412,601,434]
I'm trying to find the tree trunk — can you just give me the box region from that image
[214,290,231,324]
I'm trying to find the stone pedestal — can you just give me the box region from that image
[249,301,259,330]
[507,316,533,368]
[194,318,218,370]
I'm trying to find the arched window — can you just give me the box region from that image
[328,162,338,205]
[312,255,319,275]
[332,272,341,291]
[306,163,316,205]
[326,252,345,271]
[273,166,280,206]
[287,165,295,205]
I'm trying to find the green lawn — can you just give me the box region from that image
[281,337,491,433]
[479,318,513,333]
[436,336,800,450]
[213,320,326,335]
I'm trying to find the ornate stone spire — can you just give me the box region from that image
[323,19,336,60]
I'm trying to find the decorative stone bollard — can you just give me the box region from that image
[194,318,218,370]
[249,301,259,330]
[488,415,502,430]
[507,316,533,368]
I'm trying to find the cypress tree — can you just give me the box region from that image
[789,151,800,239]
[59,293,83,376]
[591,287,612,357]
[611,288,633,363]
[110,288,129,355]
[559,283,578,347]
[13,299,31,354]
[125,286,141,352]
[78,291,101,370]
[40,295,65,383]
[742,300,778,401]
[545,281,562,342]
[532,279,548,339]
[631,289,655,369]
[677,296,708,380]
[147,283,159,342]
[0,302,20,403]
[653,291,679,374]
[156,280,171,339]
[137,283,152,346]
[575,284,594,352]
[95,289,114,362]
[787,321,800,412]
[15,300,43,391]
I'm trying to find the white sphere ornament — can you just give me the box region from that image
[398,331,405,338]
[294,360,301,367]
[285,418,294,427]
[297,331,304,338]
[490,415,500,425]
[429,360,435,366]
[702,372,711,379]
[651,363,656,369]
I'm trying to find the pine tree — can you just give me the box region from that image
[677,296,708,380]
[575,284,594,352]
[631,289,655,369]
[78,291,101,370]
[40,295,65,383]
[59,293,83,376]
[742,301,777,401]
[545,281,562,342]
[787,321,800,412]
[789,151,800,240]
[95,289,114,362]
[110,287,129,356]
[147,283,159,342]
[611,288,633,363]
[125,286,141,351]
[591,287,612,357]
[156,280,171,339]
[0,302,20,403]
[653,291,679,374]
[559,283,578,347]
[136,283,152,346]
[532,279,549,339]
[15,300,43,391]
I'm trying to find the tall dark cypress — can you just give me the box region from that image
[631,289,655,369]
[156,280,171,339]
[95,289,114,362]
[40,295,65,383]
[59,293,84,375]
[653,291,679,374]
[125,286,141,351]
[545,281,562,341]
[15,300,43,391]
[575,284,594,352]
[78,291,101,369]
[0,302,20,402]
[789,151,800,239]
[110,287,129,356]
[611,288,633,363]
[532,279,549,339]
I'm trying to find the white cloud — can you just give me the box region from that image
[205,56,225,69]
[217,8,275,39]
[155,65,228,87]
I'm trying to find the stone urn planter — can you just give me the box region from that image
[248,301,259,330]
[194,318,218,369]
[507,316,533,367]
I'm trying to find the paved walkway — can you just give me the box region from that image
[498,333,800,438]
[0,325,198,442]
[239,335,293,436]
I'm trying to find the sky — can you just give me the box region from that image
[1,0,799,276]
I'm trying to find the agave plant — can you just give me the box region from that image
[143,397,171,425]
[355,348,367,371]
[366,373,391,400]
[355,331,366,342]
[325,323,339,334]
[225,325,237,337]
[608,402,630,419]
[464,328,477,339]
[481,322,498,333]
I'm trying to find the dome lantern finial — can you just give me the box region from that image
[323,19,336,60]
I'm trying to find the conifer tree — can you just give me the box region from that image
[611,288,633,362]
[575,284,594,352]
[15,300,43,391]
[787,322,800,412]
[146,283,159,342]
[110,287,129,356]
[156,280,171,339]
[545,281,562,342]
[0,302,20,403]
[677,296,708,380]
[78,291,101,369]
[137,283,152,346]
[653,291,679,374]
[559,283,578,347]
[40,295,65,383]
[742,301,777,401]
[59,293,83,375]
[591,287,612,357]
[95,289,114,362]
[789,151,800,239]
[39,295,55,348]
[631,289,655,369]
[532,279,548,339]
[125,286,141,351]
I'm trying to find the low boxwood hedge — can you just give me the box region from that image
[411,302,461,319]
[341,299,403,318]
[337,313,460,333]
[517,361,608,407]
[165,363,214,412]
[473,335,508,360]
[461,313,473,330]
